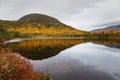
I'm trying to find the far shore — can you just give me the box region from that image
[6,37,85,41]
[3,36,120,45]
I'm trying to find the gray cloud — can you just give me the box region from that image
[0,0,120,31]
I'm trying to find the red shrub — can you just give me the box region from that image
[0,49,47,80]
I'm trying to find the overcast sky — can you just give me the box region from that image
[0,0,120,31]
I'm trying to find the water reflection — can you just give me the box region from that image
[5,39,120,80]
[88,39,120,49]
[32,57,115,80]
[31,42,120,80]
[5,39,85,60]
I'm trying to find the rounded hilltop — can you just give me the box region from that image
[19,13,65,27]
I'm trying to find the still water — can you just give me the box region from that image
[5,39,120,80]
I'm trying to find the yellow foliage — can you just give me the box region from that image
[6,39,84,51]
[7,24,84,37]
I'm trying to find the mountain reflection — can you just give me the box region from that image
[5,38,120,60]
[5,39,85,60]
[88,39,120,49]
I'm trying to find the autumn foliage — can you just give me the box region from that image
[0,49,47,80]
[7,24,85,37]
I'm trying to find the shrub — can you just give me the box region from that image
[0,49,47,80]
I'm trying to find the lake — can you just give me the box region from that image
[5,38,120,80]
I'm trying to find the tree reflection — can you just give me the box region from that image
[5,39,85,60]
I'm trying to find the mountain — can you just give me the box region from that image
[0,13,85,38]
[19,13,66,27]
[91,24,120,32]
[90,24,120,39]
[0,13,68,28]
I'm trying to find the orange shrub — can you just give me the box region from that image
[0,49,47,80]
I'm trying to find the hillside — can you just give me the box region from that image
[92,24,120,32]
[0,13,85,38]
[19,13,66,27]
[89,24,120,38]
[0,13,71,28]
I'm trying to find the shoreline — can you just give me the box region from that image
[2,36,120,45]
